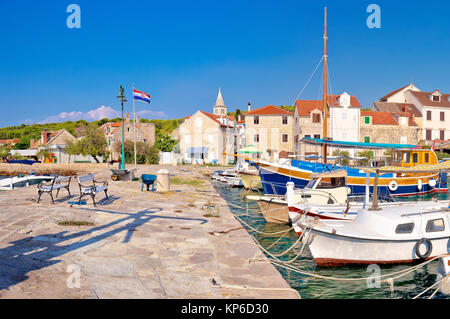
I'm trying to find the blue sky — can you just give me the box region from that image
[0,0,449,126]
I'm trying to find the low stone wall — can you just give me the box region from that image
[0,163,109,176]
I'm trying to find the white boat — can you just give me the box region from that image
[0,173,55,191]
[225,175,244,188]
[295,201,450,266]
[249,169,391,224]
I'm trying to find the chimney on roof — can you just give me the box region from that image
[248,101,251,112]
[403,100,408,113]
[42,131,48,145]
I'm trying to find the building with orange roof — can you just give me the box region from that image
[360,111,419,157]
[178,89,243,164]
[293,92,361,157]
[375,83,450,145]
[244,105,294,161]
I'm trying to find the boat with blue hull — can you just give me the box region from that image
[252,139,448,197]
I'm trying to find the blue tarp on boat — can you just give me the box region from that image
[300,137,419,150]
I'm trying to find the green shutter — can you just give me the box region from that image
[364,136,370,143]
[365,117,370,124]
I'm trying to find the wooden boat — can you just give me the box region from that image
[246,194,289,224]
[239,169,262,190]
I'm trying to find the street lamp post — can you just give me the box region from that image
[117,85,127,170]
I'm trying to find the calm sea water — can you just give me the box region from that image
[213,181,449,299]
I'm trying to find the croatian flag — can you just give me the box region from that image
[133,89,151,104]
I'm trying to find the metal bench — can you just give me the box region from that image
[77,174,109,207]
[37,175,72,204]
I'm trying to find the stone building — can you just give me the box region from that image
[29,129,98,163]
[101,115,156,161]
[178,89,241,165]
[244,105,294,161]
[293,93,361,157]
[375,83,450,145]
[360,111,419,157]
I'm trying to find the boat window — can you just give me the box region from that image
[403,152,410,164]
[425,153,429,163]
[412,153,418,164]
[395,223,414,234]
[425,218,445,232]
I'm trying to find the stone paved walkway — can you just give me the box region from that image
[0,165,297,299]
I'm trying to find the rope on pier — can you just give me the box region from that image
[210,278,301,299]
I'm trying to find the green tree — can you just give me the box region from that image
[358,150,374,166]
[155,134,177,152]
[332,149,350,165]
[76,125,107,163]
[0,146,9,159]
[66,139,82,163]
[145,146,160,164]
[36,147,51,162]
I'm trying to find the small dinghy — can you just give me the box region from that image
[0,172,54,191]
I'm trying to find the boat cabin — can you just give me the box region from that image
[390,149,438,168]
[302,170,350,205]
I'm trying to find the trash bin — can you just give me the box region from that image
[157,169,170,192]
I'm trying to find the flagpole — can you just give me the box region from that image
[133,82,137,170]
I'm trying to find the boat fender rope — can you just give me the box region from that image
[415,238,433,259]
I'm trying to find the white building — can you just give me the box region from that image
[178,89,243,165]
[376,83,450,144]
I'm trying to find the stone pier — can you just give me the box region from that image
[0,165,297,299]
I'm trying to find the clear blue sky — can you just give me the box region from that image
[0,0,449,126]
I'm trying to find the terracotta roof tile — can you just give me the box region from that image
[380,84,411,101]
[410,90,450,108]
[361,111,398,125]
[245,105,293,116]
[373,101,422,117]
[295,95,361,116]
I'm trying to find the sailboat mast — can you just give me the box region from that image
[323,7,328,164]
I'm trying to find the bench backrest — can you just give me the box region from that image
[78,174,95,184]
[55,175,71,183]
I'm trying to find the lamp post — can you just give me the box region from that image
[117,85,127,170]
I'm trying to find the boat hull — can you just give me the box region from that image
[258,160,444,197]
[308,230,450,266]
[240,171,262,190]
[258,199,289,224]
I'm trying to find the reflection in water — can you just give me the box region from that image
[213,181,449,299]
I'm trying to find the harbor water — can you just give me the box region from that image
[213,181,449,299]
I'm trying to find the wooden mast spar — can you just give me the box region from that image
[323,7,328,164]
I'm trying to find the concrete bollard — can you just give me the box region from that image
[157,169,170,192]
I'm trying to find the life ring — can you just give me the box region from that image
[388,180,398,192]
[415,238,433,259]
[417,179,423,191]
[111,175,119,181]
[429,179,437,188]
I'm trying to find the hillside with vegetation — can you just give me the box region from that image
[0,118,184,150]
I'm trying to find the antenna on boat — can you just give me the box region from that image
[323,7,328,164]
